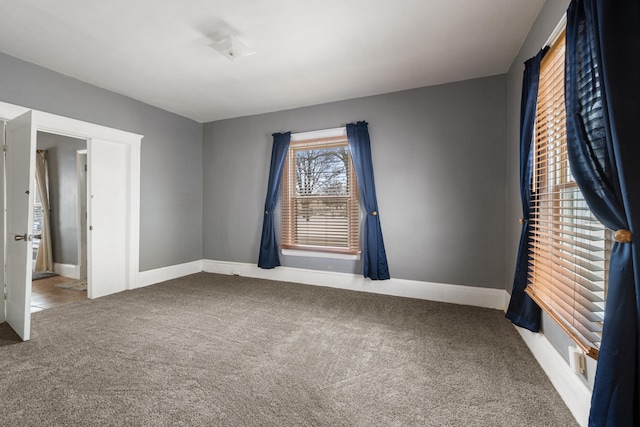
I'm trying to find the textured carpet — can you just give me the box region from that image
[54,279,88,291]
[0,273,577,426]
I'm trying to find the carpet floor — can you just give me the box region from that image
[0,273,577,426]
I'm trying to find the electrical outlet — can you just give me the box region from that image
[568,346,585,375]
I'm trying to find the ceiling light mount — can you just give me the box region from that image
[210,35,256,62]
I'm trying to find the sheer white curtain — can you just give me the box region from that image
[34,150,53,272]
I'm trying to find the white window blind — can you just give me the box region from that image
[281,135,359,254]
[526,31,610,359]
[32,181,43,264]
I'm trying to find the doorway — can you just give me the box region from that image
[30,132,88,312]
[1,103,142,340]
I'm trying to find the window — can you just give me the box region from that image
[526,30,610,359]
[32,182,43,265]
[281,130,360,256]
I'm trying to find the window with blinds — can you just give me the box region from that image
[33,182,43,265]
[281,135,360,254]
[526,30,610,359]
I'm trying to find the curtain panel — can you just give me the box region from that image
[505,48,548,332]
[257,132,291,269]
[346,121,390,280]
[34,150,53,272]
[566,1,640,425]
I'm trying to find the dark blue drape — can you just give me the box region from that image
[566,1,640,425]
[505,48,548,332]
[257,132,291,269]
[346,122,390,280]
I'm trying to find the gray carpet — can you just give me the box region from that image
[0,273,577,426]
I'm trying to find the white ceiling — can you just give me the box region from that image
[0,0,545,123]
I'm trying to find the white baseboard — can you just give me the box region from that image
[53,263,80,280]
[201,259,508,310]
[515,326,592,427]
[136,260,203,289]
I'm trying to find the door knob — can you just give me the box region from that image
[14,234,31,241]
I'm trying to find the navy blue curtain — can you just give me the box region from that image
[566,1,640,425]
[505,48,548,332]
[257,132,291,269]
[346,121,390,280]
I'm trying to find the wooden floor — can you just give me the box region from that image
[31,275,87,313]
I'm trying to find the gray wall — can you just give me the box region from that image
[505,0,596,387]
[203,75,508,289]
[0,52,203,271]
[36,132,86,265]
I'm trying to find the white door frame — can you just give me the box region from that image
[0,101,141,298]
[76,149,87,281]
[0,121,5,324]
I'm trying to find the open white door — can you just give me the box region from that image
[87,138,128,299]
[5,111,36,340]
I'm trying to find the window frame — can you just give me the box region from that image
[525,29,611,360]
[280,127,361,258]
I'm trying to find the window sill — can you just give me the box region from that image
[281,248,361,261]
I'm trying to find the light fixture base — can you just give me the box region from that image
[210,35,256,61]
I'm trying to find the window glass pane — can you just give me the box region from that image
[295,147,349,196]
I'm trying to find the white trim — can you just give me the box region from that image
[136,260,203,289]
[281,248,360,261]
[290,126,346,141]
[76,150,87,280]
[201,259,508,310]
[0,100,141,300]
[0,102,142,143]
[503,291,511,312]
[515,326,591,427]
[53,263,80,279]
[33,108,141,294]
[0,102,29,122]
[544,14,567,48]
[126,136,141,290]
[1,120,5,324]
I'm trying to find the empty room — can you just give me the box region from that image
[0,1,637,426]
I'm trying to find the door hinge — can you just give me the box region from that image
[85,164,87,172]
[89,225,93,231]
[2,145,6,153]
